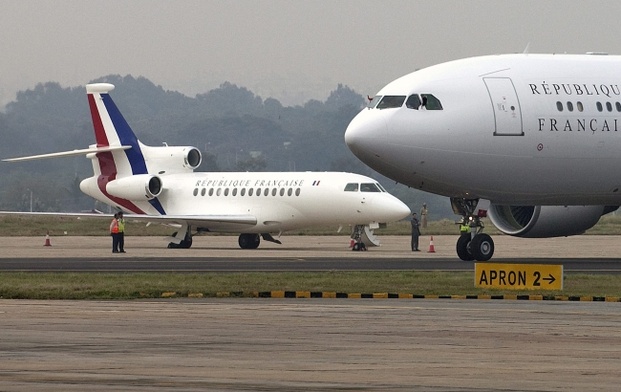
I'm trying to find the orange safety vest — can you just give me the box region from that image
[110,218,119,234]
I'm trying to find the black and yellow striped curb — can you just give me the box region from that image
[160,291,621,302]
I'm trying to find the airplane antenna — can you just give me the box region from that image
[522,43,531,54]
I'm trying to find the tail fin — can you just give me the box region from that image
[86,83,149,178]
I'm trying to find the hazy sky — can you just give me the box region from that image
[3,1,621,107]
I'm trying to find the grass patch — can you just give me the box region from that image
[0,272,619,299]
[3,214,621,236]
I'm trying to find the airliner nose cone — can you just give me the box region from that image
[344,110,386,157]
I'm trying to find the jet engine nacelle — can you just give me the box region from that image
[487,205,616,238]
[106,174,163,201]
[143,145,202,174]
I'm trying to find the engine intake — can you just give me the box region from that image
[488,205,613,238]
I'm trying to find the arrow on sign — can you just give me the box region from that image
[542,274,556,285]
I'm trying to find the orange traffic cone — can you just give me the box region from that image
[44,232,52,247]
[427,236,435,253]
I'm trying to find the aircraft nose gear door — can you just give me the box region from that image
[483,77,523,136]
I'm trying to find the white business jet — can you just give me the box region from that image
[345,53,621,260]
[3,83,410,249]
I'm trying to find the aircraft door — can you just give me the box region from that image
[483,77,523,136]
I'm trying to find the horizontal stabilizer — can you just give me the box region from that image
[2,145,131,162]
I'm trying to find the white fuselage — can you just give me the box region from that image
[82,170,410,233]
[345,53,621,205]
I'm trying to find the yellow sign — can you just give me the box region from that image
[475,263,563,290]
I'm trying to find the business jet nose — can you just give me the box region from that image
[374,194,411,222]
[344,110,386,158]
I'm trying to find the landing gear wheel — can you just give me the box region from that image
[352,242,367,251]
[470,233,494,261]
[456,234,474,261]
[238,233,260,249]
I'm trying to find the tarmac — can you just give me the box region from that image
[2,233,621,259]
[1,234,621,391]
[0,299,620,391]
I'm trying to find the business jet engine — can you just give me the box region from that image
[143,145,202,174]
[105,174,163,201]
[487,205,618,238]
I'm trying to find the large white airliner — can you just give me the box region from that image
[345,53,621,260]
[3,83,410,249]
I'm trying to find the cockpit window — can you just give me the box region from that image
[375,182,387,192]
[376,95,406,109]
[344,183,359,192]
[360,183,381,192]
[406,94,421,109]
[366,95,382,109]
[421,94,443,110]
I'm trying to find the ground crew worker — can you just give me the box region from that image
[117,211,126,253]
[110,213,121,253]
[420,203,428,228]
[411,212,421,251]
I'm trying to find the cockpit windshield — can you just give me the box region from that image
[406,94,443,110]
[344,183,359,192]
[376,95,406,109]
[344,182,385,192]
[360,183,382,192]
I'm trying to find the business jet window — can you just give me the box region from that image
[556,101,563,112]
[193,188,198,196]
[616,102,621,112]
[344,183,359,192]
[566,102,574,112]
[421,94,443,110]
[376,95,406,109]
[209,188,214,196]
[360,183,381,192]
[406,94,421,109]
[606,102,613,112]
[280,188,285,196]
[201,188,206,196]
[367,95,382,108]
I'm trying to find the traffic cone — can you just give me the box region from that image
[427,236,435,253]
[44,231,52,247]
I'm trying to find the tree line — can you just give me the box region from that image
[0,75,453,219]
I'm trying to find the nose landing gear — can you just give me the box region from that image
[452,198,495,261]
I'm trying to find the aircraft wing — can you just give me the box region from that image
[0,211,258,227]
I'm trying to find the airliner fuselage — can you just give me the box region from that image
[346,53,621,205]
[345,53,621,260]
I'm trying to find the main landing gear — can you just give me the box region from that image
[451,198,495,261]
[167,224,283,250]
